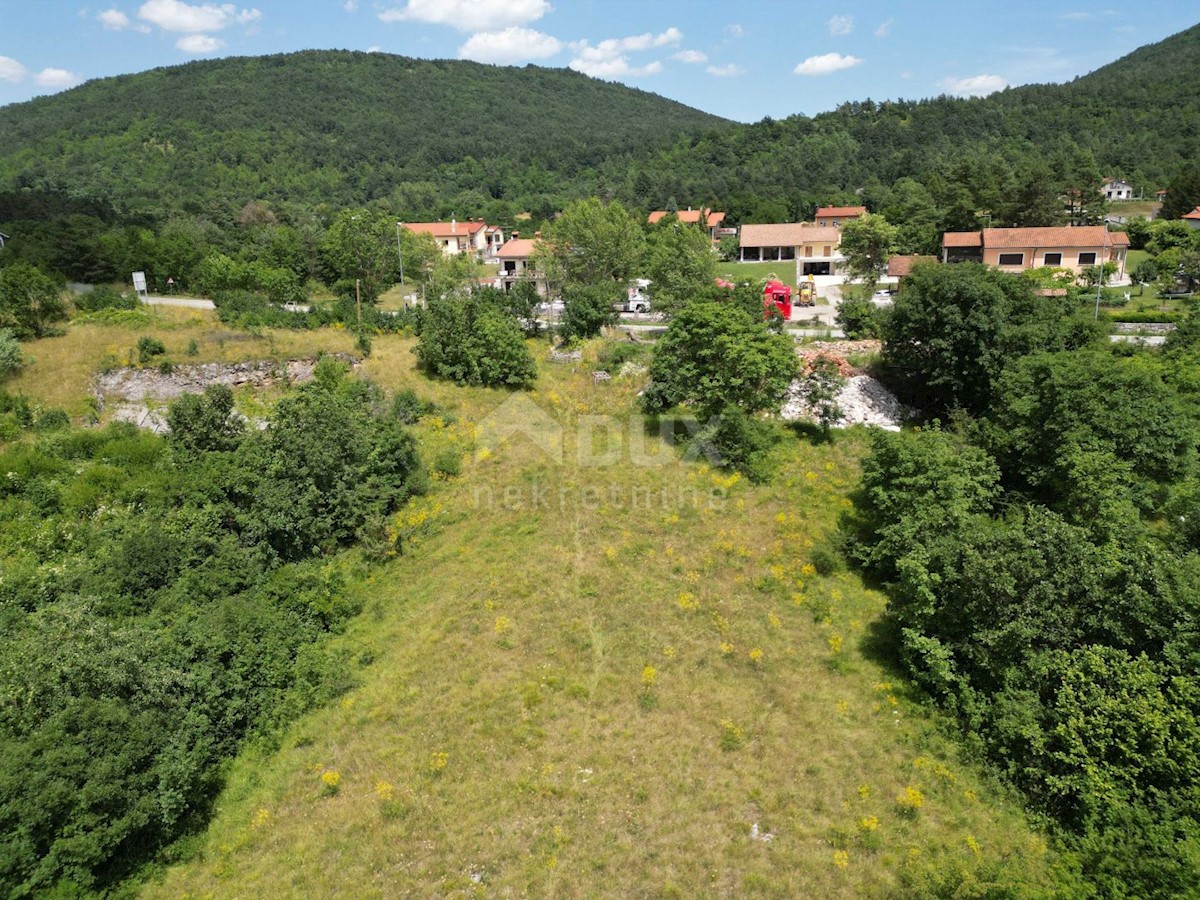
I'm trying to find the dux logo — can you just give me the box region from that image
[476,394,728,468]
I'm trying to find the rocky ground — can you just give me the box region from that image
[93,356,358,432]
[782,340,908,430]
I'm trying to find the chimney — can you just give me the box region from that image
[512,231,520,238]
[534,231,541,238]
[451,218,457,234]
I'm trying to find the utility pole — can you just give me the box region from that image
[396,222,406,308]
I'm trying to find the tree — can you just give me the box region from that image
[414,292,536,388]
[643,214,717,315]
[166,385,245,454]
[838,213,898,291]
[320,209,397,304]
[1161,166,1200,221]
[559,282,620,341]
[643,301,797,418]
[0,261,66,339]
[835,293,884,339]
[881,262,1100,416]
[534,197,645,291]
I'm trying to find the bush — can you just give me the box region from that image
[0,328,25,380]
[691,404,780,483]
[559,282,621,341]
[391,388,437,424]
[74,285,137,313]
[414,293,536,388]
[835,294,884,339]
[136,336,166,363]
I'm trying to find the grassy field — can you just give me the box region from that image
[6,307,358,415]
[719,261,801,290]
[5,329,1055,897]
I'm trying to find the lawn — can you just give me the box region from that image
[719,260,801,290]
[136,333,1066,897]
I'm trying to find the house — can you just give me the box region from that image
[885,255,937,285]
[647,207,726,242]
[1183,207,1200,231]
[495,237,549,296]
[941,226,1129,279]
[737,223,845,275]
[814,206,867,227]
[1103,179,1134,201]
[404,219,497,257]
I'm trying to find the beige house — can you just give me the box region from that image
[942,226,1129,279]
[647,208,727,242]
[405,219,502,257]
[738,223,844,275]
[814,205,867,227]
[495,238,549,296]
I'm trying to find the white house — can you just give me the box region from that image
[495,237,549,296]
[404,219,499,257]
[1103,179,1134,201]
[738,223,845,276]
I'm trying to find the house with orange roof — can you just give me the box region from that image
[403,219,504,257]
[814,206,867,227]
[738,222,845,275]
[941,226,1129,279]
[647,207,726,241]
[495,236,549,296]
[1183,207,1200,230]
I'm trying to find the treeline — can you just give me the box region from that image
[844,262,1200,896]
[1,26,1199,234]
[0,361,425,895]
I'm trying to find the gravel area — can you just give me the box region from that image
[781,374,908,431]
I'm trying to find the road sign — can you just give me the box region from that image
[132,271,147,294]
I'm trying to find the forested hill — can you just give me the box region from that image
[0,23,1197,224]
[0,50,727,217]
[632,22,1200,220]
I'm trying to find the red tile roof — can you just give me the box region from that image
[943,231,983,248]
[648,209,726,228]
[1183,207,1200,220]
[886,255,937,277]
[982,226,1127,249]
[497,238,538,259]
[739,223,841,247]
[815,206,867,219]
[404,220,487,239]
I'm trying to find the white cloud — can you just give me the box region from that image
[794,52,862,76]
[99,9,131,29]
[571,57,662,79]
[706,63,743,77]
[176,33,224,53]
[672,49,707,64]
[138,0,260,33]
[459,27,562,64]
[828,15,854,36]
[379,0,550,32]
[568,28,679,78]
[939,73,1009,96]
[344,0,358,10]
[35,68,82,89]
[725,23,744,38]
[0,56,29,83]
[875,18,893,38]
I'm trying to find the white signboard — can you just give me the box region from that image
[132,271,147,293]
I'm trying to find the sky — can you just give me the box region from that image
[0,1,1196,121]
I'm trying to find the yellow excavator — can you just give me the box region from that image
[796,274,816,307]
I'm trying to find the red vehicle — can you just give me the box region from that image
[763,279,792,321]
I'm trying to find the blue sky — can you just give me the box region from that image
[1,1,1196,121]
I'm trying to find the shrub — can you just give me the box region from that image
[74,285,137,313]
[391,388,437,424]
[835,294,884,339]
[0,328,25,380]
[415,293,536,388]
[136,336,166,363]
[691,404,780,483]
[559,282,621,341]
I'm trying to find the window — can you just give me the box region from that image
[997,252,1024,266]
[1043,252,1062,266]
[804,245,813,258]
[1078,252,1097,265]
